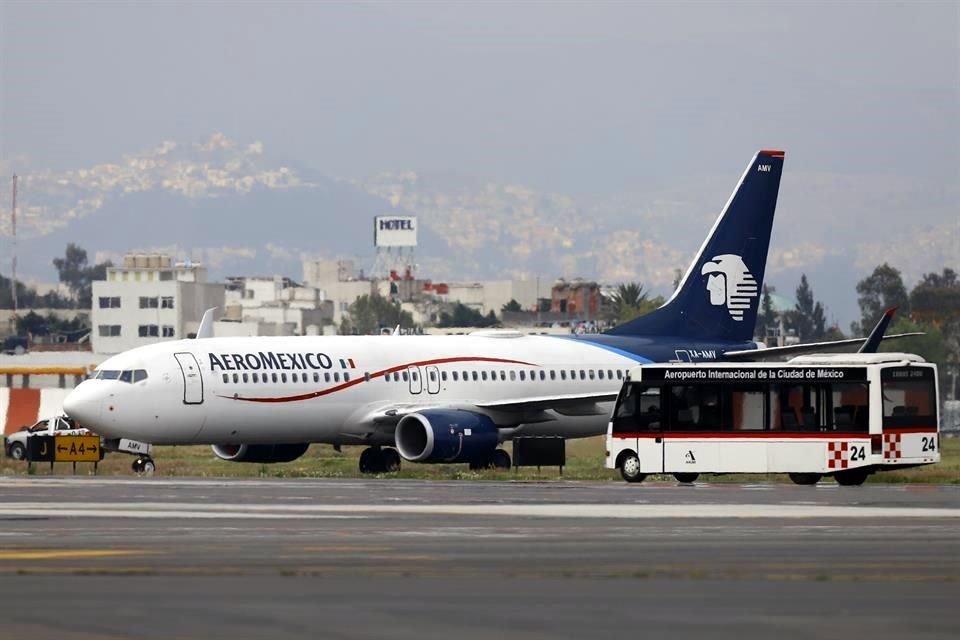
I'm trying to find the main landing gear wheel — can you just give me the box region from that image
[8,442,26,461]
[619,452,646,484]
[491,449,511,470]
[673,473,699,484]
[359,447,385,474]
[834,469,870,486]
[382,448,402,473]
[132,456,156,475]
[789,473,821,486]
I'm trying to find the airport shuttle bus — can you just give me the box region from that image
[606,353,940,485]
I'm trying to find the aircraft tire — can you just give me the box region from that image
[618,452,646,483]
[131,458,143,473]
[834,469,869,486]
[141,458,156,475]
[673,473,699,484]
[8,442,25,461]
[788,473,821,486]
[382,448,401,473]
[491,449,511,470]
[359,447,385,474]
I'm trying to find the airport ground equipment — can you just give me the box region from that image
[607,354,940,485]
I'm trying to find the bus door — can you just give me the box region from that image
[611,384,664,473]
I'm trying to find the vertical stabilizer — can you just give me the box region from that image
[608,150,785,342]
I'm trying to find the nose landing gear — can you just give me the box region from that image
[132,456,156,475]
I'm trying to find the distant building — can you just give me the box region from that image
[91,255,224,354]
[223,275,334,335]
[551,279,601,320]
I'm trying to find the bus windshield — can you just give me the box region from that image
[881,367,937,428]
[612,384,662,434]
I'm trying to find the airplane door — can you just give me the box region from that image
[407,366,423,395]
[425,366,440,394]
[174,352,204,405]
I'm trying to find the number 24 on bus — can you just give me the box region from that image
[607,354,940,486]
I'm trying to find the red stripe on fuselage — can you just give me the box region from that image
[219,356,540,403]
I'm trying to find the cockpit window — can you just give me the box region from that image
[93,369,147,383]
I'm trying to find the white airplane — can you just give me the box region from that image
[64,149,891,474]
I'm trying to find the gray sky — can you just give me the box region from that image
[2,1,957,192]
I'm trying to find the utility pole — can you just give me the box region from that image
[10,174,17,330]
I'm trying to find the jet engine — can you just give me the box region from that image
[211,443,310,463]
[395,409,498,464]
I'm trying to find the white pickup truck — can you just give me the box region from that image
[4,416,87,460]
[5,415,155,473]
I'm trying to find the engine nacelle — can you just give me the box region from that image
[395,409,498,464]
[211,443,310,463]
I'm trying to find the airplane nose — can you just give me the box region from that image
[63,382,103,430]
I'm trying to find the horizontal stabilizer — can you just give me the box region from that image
[723,332,924,361]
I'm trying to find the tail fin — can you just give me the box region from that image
[608,150,785,342]
[858,307,896,353]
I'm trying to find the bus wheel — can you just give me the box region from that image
[618,452,645,483]
[789,473,821,486]
[835,469,869,486]
[673,473,699,484]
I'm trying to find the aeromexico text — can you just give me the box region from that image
[209,352,354,372]
[647,368,866,382]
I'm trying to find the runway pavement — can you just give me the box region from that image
[0,477,958,639]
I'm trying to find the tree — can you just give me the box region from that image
[438,303,498,328]
[501,298,522,313]
[855,263,909,334]
[910,268,960,400]
[341,294,415,335]
[793,275,827,341]
[756,284,778,335]
[52,243,113,309]
[607,282,662,325]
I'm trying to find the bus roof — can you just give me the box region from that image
[627,352,928,380]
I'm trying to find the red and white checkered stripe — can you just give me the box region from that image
[883,433,902,460]
[827,441,849,469]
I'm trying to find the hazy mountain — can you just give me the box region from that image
[2,135,955,326]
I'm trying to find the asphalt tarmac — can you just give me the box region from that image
[0,477,958,640]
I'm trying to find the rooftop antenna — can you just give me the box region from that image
[10,174,17,323]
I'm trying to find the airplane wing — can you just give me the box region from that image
[722,333,922,361]
[359,391,619,431]
[725,306,921,361]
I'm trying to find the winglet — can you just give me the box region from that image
[195,308,217,339]
[858,307,897,353]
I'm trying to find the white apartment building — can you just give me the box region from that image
[223,276,334,335]
[91,255,225,354]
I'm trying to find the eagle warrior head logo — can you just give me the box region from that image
[700,254,758,321]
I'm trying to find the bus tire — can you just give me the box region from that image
[834,469,870,486]
[618,452,645,483]
[673,473,699,484]
[789,473,821,486]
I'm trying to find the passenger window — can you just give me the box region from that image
[291,373,298,383]
[222,373,229,383]
[510,371,516,381]
[481,371,488,381]
[550,370,556,380]
[314,372,320,383]
[616,370,623,380]
[539,371,546,381]
[589,370,595,380]
[608,370,614,379]
[344,372,350,382]
[281,373,287,383]
[598,370,604,380]
[252,373,258,383]
[470,371,477,381]
[334,372,340,382]
[560,370,566,380]
[365,372,371,382]
[430,371,437,381]
[452,371,459,382]
[326,372,332,383]
[233,373,239,383]
[402,371,408,382]
[519,371,525,381]
[242,373,249,383]
[441,372,447,382]
[272,373,278,383]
